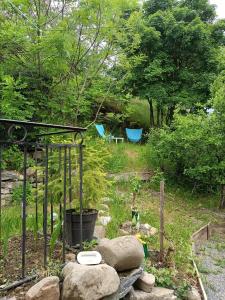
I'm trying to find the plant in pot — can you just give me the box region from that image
[46,138,110,248]
[65,139,111,247]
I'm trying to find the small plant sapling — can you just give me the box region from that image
[130,176,142,229]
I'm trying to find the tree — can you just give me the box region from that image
[146,101,225,208]
[121,0,225,128]
[0,0,140,125]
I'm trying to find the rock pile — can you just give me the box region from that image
[24,235,178,300]
[0,168,41,206]
[0,171,23,206]
[119,222,157,238]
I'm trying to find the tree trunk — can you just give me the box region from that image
[161,107,164,127]
[157,104,160,127]
[219,184,225,209]
[166,105,175,126]
[148,98,155,128]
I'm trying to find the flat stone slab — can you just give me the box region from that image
[108,172,152,182]
[125,287,177,300]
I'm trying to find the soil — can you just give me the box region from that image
[0,232,66,299]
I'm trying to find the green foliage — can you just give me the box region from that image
[12,182,34,204]
[1,146,24,171]
[146,106,225,206]
[0,75,33,120]
[82,140,111,208]
[49,220,62,257]
[47,138,111,209]
[82,239,98,251]
[146,262,190,298]
[121,0,225,128]
[145,266,175,288]
[0,0,141,125]
[130,176,142,194]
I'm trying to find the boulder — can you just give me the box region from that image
[187,287,201,300]
[62,262,120,300]
[135,272,155,293]
[125,288,177,300]
[97,236,144,271]
[25,276,60,300]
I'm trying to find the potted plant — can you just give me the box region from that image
[65,140,110,247]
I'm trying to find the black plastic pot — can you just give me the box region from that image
[65,209,98,246]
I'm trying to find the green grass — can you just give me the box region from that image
[106,142,147,173]
[0,204,43,256]
[106,180,219,276]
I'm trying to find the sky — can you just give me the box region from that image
[210,0,225,19]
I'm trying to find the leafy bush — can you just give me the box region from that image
[12,182,34,204]
[145,111,225,206]
[2,145,24,171]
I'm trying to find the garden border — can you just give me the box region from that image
[191,222,225,300]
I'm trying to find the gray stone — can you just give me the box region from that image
[94,225,106,240]
[1,171,22,181]
[65,253,76,262]
[120,222,157,237]
[62,262,120,300]
[124,288,177,300]
[97,236,144,271]
[1,188,10,195]
[101,292,119,300]
[135,272,155,293]
[26,167,36,177]
[187,287,201,300]
[25,276,60,300]
[119,229,130,236]
[118,268,143,298]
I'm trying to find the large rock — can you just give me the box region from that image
[25,276,60,300]
[125,287,177,300]
[62,262,120,300]
[135,272,155,293]
[187,287,201,300]
[97,236,144,271]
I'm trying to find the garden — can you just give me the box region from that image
[0,0,225,299]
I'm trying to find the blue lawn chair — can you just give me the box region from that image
[126,128,143,143]
[95,124,124,143]
[95,124,107,138]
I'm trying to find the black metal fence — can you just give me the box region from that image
[0,119,86,287]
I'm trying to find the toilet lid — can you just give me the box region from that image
[77,251,102,265]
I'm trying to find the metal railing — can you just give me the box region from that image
[0,119,86,288]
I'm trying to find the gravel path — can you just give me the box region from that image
[197,236,225,300]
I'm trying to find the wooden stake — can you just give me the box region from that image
[159,180,165,262]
